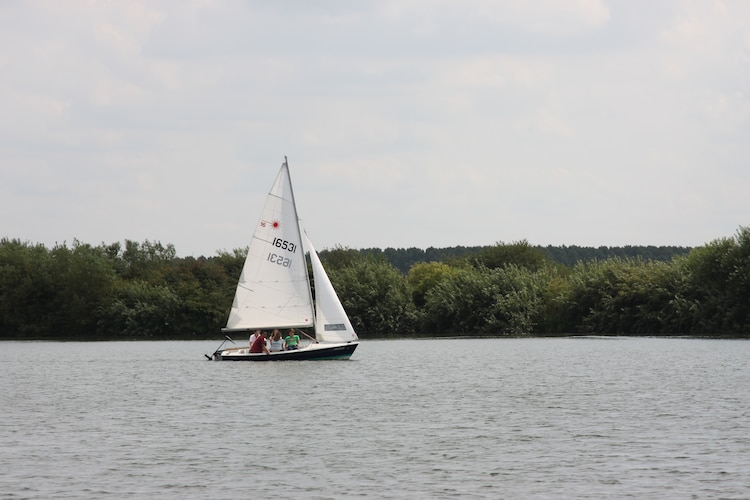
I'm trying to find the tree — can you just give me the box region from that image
[407,261,462,308]
[119,239,176,281]
[319,246,366,269]
[49,241,117,337]
[160,256,237,337]
[422,264,546,335]
[0,239,117,338]
[97,280,179,338]
[326,256,417,336]
[475,240,550,271]
[679,226,750,334]
[561,257,684,335]
[0,239,55,336]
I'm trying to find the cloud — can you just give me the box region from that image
[1,0,749,255]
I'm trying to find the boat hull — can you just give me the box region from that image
[213,342,358,361]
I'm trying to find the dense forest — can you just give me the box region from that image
[0,228,748,340]
[355,244,692,273]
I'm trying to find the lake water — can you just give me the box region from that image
[1,338,749,499]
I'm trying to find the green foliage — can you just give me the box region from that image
[1,228,749,339]
[214,248,248,284]
[542,245,692,266]
[119,239,177,281]
[677,226,750,334]
[97,280,179,338]
[0,239,117,338]
[50,241,118,337]
[351,246,484,273]
[342,244,691,273]
[325,255,417,336]
[422,264,547,335]
[0,239,56,335]
[561,258,683,334]
[0,238,238,339]
[319,245,366,269]
[159,256,238,337]
[474,240,550,271]
[407,261,463,307]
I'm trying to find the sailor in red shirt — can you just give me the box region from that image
[249,331,270,355]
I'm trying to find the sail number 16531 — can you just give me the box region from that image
[272,237,297,253]
[267,237,296,268]
[267,253,292,268]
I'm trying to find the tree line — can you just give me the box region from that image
[0,228,748,340]
[358,244,691,273]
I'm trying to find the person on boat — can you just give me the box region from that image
[284,329,300,350]
[249,331,270,355]
[249,329,262,346]
[269,329,284,352]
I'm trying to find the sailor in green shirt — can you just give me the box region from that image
[285,329,300,350]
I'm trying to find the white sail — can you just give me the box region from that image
[224,161,314,331]
[304,233,359,343]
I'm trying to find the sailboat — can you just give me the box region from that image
[209,158,359,361]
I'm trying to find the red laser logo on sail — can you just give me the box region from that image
[260,219,281,229]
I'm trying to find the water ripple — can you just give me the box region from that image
[1,338,749,499]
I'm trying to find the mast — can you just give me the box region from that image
[285,156,317,332]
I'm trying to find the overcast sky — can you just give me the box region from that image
[2,1,748,257]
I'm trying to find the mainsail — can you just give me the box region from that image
[224,161,314,331]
